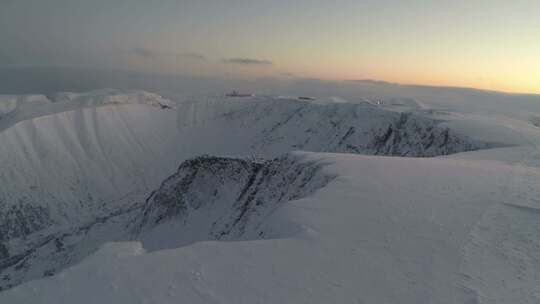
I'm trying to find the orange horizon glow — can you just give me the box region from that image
[86,1,540,96]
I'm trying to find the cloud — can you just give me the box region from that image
[222,58,272,66]
[132,49,207,62]
[182,52,206,61]
[280,72,295,77]
[132,48,157,59]
[346,79,396,86]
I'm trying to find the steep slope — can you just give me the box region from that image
[2,152,540,303]
[0,89,172,133]
[0,103,183,289]
[0,152,332,290]
[0,92,503,290]
[136,154,333,249]
[177,97,496,157]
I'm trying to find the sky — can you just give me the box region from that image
[1,0,539,94]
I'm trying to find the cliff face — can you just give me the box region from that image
[137,154,333,243]
[0,153,332,290]
[0,93,500,290]
[188,99,494,158]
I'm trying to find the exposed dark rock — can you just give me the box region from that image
[136,154,334,240]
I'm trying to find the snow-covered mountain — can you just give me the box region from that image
[136,154,333,249]
[0,88,539,303]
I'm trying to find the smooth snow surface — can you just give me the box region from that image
[0,88,540,303]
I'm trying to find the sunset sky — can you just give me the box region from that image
[1,0,539,94]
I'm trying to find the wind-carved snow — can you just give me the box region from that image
[454,149,540,304]
[0,90,533,302]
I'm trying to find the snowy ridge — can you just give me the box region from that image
[177,97,498,157]
[3,152,540,303]
[49,89,173,109]
[0,102,183,290]
[0,152,331,290]
[0,89,539,302]
[136,154,333,249]
[0,89,172,133]
[0,93,501,290]
[0,94,51,111]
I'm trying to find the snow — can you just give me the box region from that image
[0,89,171,133]
[1,87,540,303]
[0,95,51,118]
[135,154,333,250]
[0,97,17,116]
[3,152,540,303]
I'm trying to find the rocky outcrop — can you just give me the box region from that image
[363,113,486,156]
[137,154,333,240]
[225,101,496,157]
